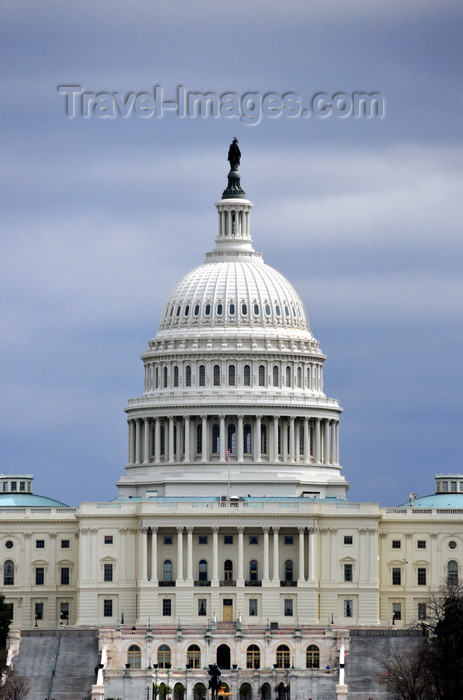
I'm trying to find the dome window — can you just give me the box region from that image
[217,303,223,316]
[275,305,281,316]
[184,305,190,316]
[185,365,192,387]
[265,304,271,316]
[284,305,290,317]
[258,365,265,387]
[194,304,200,316]
[205,304,211,316]
[253,304,259,315]
[228,365,236,386]
[243,365,251,386]
[229,303,235,316]
[213,365,221,386]
[199,365,206,386]
[241,303,248,315]
[170,307,174,317]
[176,306,181,317]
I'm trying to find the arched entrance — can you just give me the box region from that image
[239,682,252,700]
[217,644,231,669]
[260,683,271,700]
[276,682,290,700]
[194,683,207,700]
[174,683,185,700]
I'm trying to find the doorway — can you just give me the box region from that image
[217,644,231,670]
[222,598,233,621]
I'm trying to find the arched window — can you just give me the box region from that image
[241,303,248,315]
[3,560,14,586]
[244,424,252,454]
[243,365,251,386]
[229,303,235,316]
[212,424,220,454]
[187,644,201,669]
[258,365,265,387]
[246,644,260,669]
[158,645,171,668]
[127,644,141,669]
[156,367,159,388]
[163,560,173,582]
[261,424,267,454]
[198,560,208,582]
[163,367,168,388]
[299,425,304,456]
[285,560,294,582]
[196,423,202,454]
[224,560,233,582]
[306,645,320,669]
[276,645,290,669]
[185,365,192,387]
[228,365,236,386]
[273,366,279,387]
[297,366,302,388]
[286,366,291,387]
[213,365,221,386]
[194,305,200,317]
[249,559,258,582]
[173,366,179,387]
[199,365,206,387]
[228,424,236,453]
[205,304,211,316]
[160,424,166,457]
[448,560,459,586]
[217,303,223,316]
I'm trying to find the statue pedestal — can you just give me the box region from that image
[335,684,348,700]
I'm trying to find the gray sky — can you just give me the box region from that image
[1,0,462,506]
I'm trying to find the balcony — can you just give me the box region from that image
[220,580,237,587]
[245,580,262,587]
[194,580,211,587]
[158,581,176,587]
[280,581,297,587]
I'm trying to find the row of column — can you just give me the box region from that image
[127,416,340,466]
[139,526,317,585]
[217,203,251,239]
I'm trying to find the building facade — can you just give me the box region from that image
[2,155,462,698]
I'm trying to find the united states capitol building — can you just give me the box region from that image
[2,150,462,699]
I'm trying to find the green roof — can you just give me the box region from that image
[0,493,70,507]
[398,493,463,509]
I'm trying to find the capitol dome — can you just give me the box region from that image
[118,157,347,500]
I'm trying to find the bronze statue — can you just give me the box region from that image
[227,138,241,171]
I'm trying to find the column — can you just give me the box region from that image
[323,419,330,464]
[128,420,135,464]
[135,419,141,464]
[169,417,175,463]
[140,527,148,581]
[298,528,305,582]
[183,415,190,462]
[289,417,295,463]
[308,527,316,581]
[212,527,219,584]
[315,418,321,464]
[237,415,244,462]
[359,529,368,582]
[155,418,161,463]
[201,416,208,462]
[303,418,310,464]
[237,527,244,584]
[90,529,98,581]
[255,415,262,463]
[263,527,270,582]
[143,418,151,464]
[186,527,193,583]
[335,421,340,464]
[368,528,378,583]
[273,416,279,462]
[151,528,158,583]
[329,529,337,582]
[431,533,438,587]
[23,533,32,586]
[219,416,226,462]
[119,529,127,581]
[272,528,280,582]
[176,528,184,583]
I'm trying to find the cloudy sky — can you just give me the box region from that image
[2,0,462,507]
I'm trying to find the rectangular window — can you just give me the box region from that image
[392,568,401,585]
[198,535,208,544]
[104,535,113,545]
[162,599,172,617]
[392,602,402,621]
[35,540,45,549]
[417,540,426,549]
[344,535,353,545]
[11,481,17,492]
[164,535,173,545]
[284,599,293,616]
[249,535,258,545]
[418,602,427,620]
[344,563,353,582]
[60,602,69,621]
[60,567,70,585]
[198,599,207,616]
[19,481,25,492]
[35,602,44,620]
[392,540,401,549]
[35,567,45,585]
[224,535,233,544]
[103,599,113,617]
[104,564,113,582]
[249,599,258,616]
[344,600,353,617]
[284,535,293,545]
[61,539,70,549]
[417,568,427,585]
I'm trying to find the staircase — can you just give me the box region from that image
[12,629,100,700]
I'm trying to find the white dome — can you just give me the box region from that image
[158,257,311,335]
